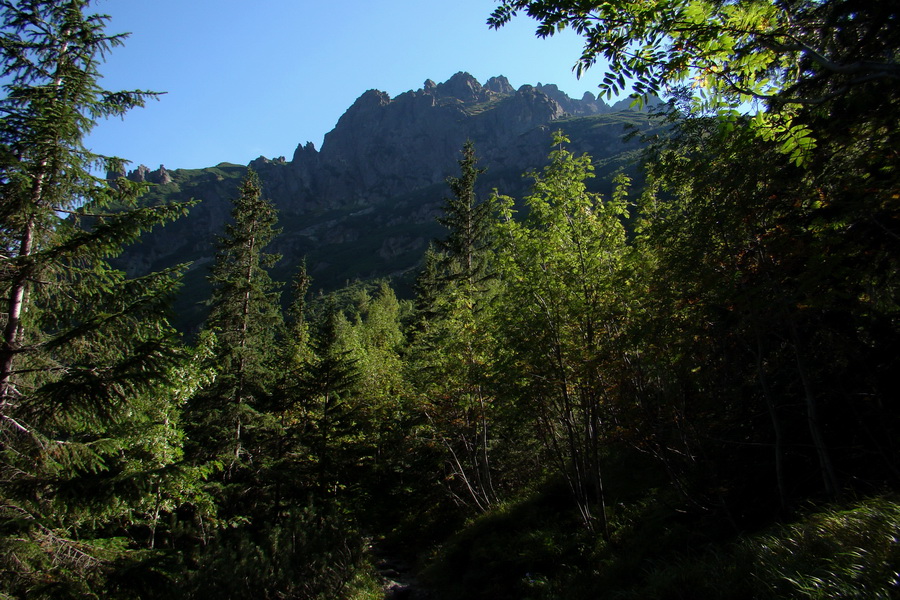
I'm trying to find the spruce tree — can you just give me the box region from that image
[282,257,313,368]
[435,140,493,286]
[187,168,283,493]
[266,259,312,516]
[296,301,359,499]
[0,1,195,595]
[206,168,282,399]
[411,142,502,512]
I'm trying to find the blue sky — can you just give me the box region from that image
[88,0,614,171]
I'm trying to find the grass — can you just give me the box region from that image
[419,476,900,600]
[740,498,900,599]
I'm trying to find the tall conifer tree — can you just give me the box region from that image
[436,140,493,286]
[187,168,283,488]
[0,1,195,595]
[411,142,502,511]
[297,301,359,498]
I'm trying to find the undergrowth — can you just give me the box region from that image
[421,490,900,600]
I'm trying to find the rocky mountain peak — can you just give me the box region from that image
[537,83,611,116]
[335,72,615,125]
[351,88,392,110]
[248,72,653,216]
[484,75,514,95]
[291,141,318,163]
[432,71,486,103]
[249,156,286,171]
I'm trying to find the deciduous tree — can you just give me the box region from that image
[489,0,899,163]
[494,132,636,535]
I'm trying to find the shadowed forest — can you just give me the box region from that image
[1,1,898,598]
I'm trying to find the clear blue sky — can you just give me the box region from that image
[88,0,614,171]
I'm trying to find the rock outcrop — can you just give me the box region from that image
[106,164,172,188]
[280,73,600,212]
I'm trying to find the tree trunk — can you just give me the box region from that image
[789,319,839,498]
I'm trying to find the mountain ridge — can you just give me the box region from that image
[111,73,650,199]
[112,72,660,329]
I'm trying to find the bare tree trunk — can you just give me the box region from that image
[789,319,839,498]
[1,195,40,401]
[476,387,498,505]
[752,317,787,512]
[1,35,68,402]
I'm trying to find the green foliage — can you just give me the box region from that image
[489,0,899,162]
[633,94,899,505]
[436,140,494,286]
[0,2,896,597]
[186,168,283,481]
[493,132,639,533]
[742,498,900,599]
[425,476,900,600]
[604,496,900,600]
[0,2,202,597]
[282,258,313,367]
[206,168,283,364]
[291,301,360,498]
[408,142,511,513]
[181,506,379,600]
[421,478,587,600]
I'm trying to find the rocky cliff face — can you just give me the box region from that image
[116,72,632,214]
[114,72,659,329]
[277,72,571,210]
